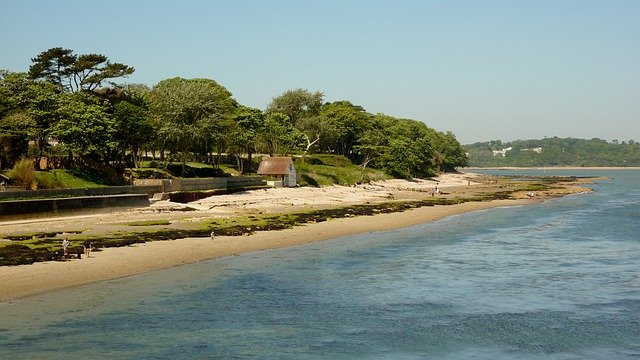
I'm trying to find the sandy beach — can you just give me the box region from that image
[0,173,592,302]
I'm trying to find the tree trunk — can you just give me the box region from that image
[303,134,320,158]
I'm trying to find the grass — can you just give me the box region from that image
[295,156,391,187]
[32,169,105,189]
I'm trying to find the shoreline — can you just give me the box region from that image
[0,198,534,302]
[0,172,596,302]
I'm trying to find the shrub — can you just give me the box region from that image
[299,154,353,167]
[34,171,65,189]
[8,158,36,189]
[166,164,225,178]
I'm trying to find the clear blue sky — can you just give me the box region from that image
[1,0,638,144]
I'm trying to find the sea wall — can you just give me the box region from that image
[0,185,162,200]
[135,177,266,192]
[0,176,266,219]
[0,176,266,201]
[0,194,150,220]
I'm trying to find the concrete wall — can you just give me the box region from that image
[0,185,162,200]
[0,176,265,219]
[136,176,265,192]
[0,176,265,201]
[0,194,150,220]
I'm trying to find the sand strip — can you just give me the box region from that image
[0,198,531,302]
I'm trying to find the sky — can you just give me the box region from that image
[1,0,638,144]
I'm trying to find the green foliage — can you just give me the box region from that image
[51,92,115,158]
[0,112,33,167]
[46,169,102,188]
[257,112,306,156]
[165,163,225,178]
[376,118,439,178]
[318,101,370,156]
[301,154,355,167]
[34,170,65,189]
[465,137,640,167]
[126,167,172,180]
[266,88,323,122]
[29,47,134,93]
[113,100,154,166]
[8,158,36,189]
[69,164,123,186]
[148,77,236,164]
[2,50,471,182]
[295,155,390,186]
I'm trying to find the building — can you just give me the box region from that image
[492,147,512,157]
[256,157,297,187]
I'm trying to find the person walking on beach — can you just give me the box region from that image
[210,231,215,241]
[62,238,70,256]
[83,240,91,258]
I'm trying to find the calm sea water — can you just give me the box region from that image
[1,170,638,359]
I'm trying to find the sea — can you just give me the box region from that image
[0,169,638,359]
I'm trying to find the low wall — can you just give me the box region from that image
[0,194,150,220]
[0,176,265,201]
[135,176,265,192]
[0,185,162,201]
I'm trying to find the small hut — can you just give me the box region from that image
[257,157,297,187]
[0,173,10,188]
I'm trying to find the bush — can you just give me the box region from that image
[166,164,225,178]
[34,171,65,189]
[8,158,36,189]
[71,161,128,186]
[299,154,353,167]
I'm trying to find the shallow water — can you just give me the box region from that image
[1,170,639,359]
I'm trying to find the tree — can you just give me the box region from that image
[0,113,34,168]
[353,127,387,180]
[433,131,468,171]
[266,88,323,123]
[267,88,325,157]
[147,77,236,166]
[28,47,75,92]
[318,101,370,157]
[29,47,134,93]
[23,81,61,166]
[375,117,440,178]
[51,92,115,162]
[229,105,264,172]
[113,100,154,167]
[257,112,305,156]
[0,71,36,167]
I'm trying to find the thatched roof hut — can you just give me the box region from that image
[257,157,297,187]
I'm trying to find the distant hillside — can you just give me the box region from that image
[464,137,640,167]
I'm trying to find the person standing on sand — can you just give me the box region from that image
[62,238,70,256]
[210,231,215,241]
[83,240,91,258]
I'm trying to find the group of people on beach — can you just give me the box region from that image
[61,238,92,259]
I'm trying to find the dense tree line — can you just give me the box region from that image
[465,137,640,167]
[0,47,467,179]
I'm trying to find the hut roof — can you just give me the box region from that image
[257,157,294,176]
